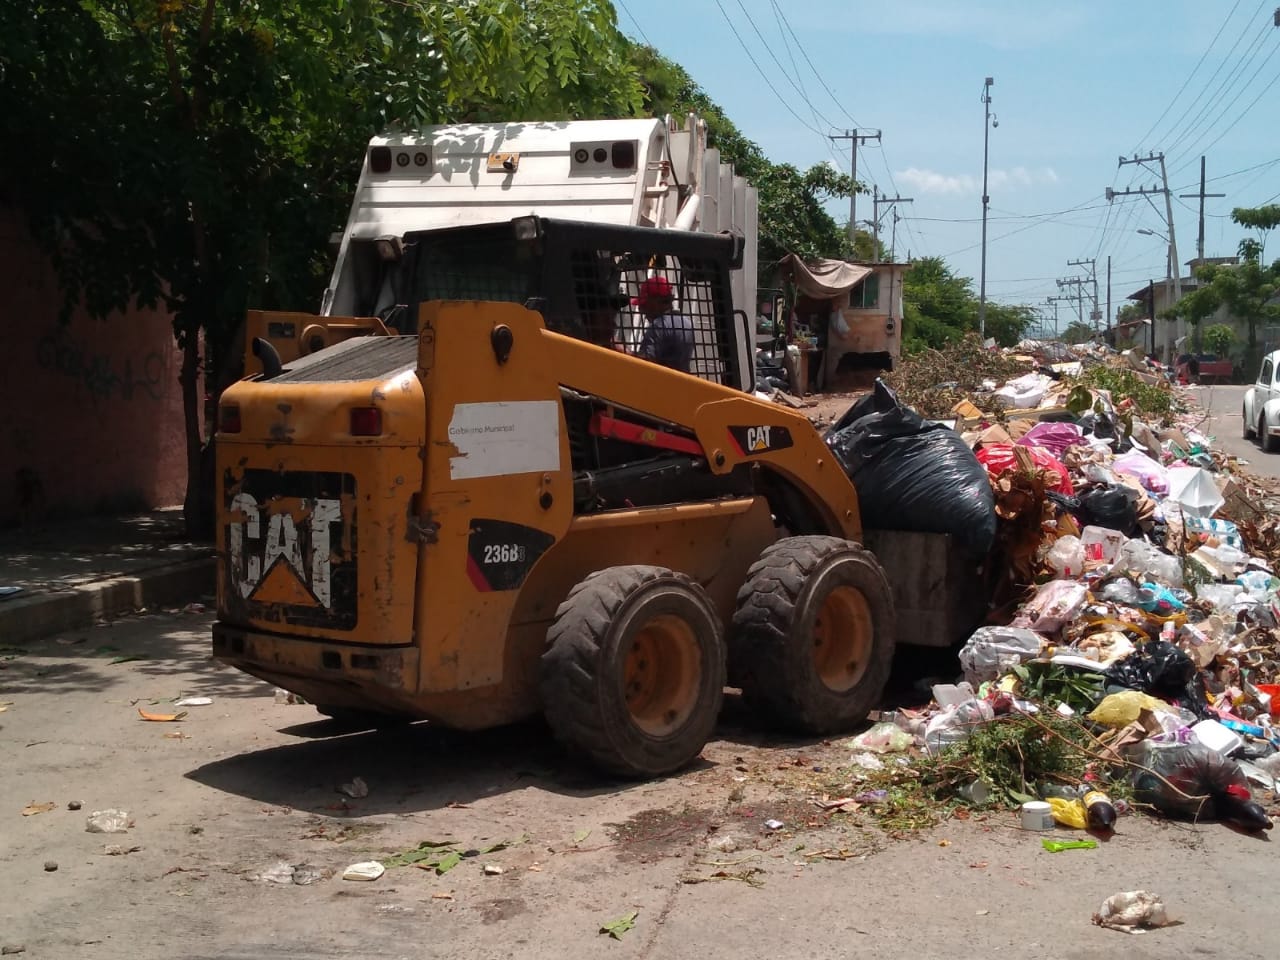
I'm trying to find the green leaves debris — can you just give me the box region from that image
[600,910,638,940]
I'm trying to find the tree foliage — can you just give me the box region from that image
[1167,204,1280,374]
[1061,320,1095,345]
[0,0,644,534]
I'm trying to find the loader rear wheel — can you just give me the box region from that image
[729,536,895,734]
[540,565,726,778]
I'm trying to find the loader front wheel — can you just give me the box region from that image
[729,536,895,734]
[540,565,726,778]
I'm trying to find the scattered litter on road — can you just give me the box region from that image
[182,602,206,614]
[599,910,638,940]
[137,707,186,722]
[482,864,504,876]
[173,697,212,707]
[1092,890,1173,934]
[43,861,57,872]
[255,861,297,884]
[291,864,329,885]
[763,819,784,831]
[430,891,455,901]
[0,586,23,599]
[21,802,56,817]
[1042,838,1097,853]
[573,828,591,844]
[342,861,385,882]
[681,866,766,888]
[1,944,26,956]
[337,776,369,799]
[0,702,11,713]
[163,731,190,740]
[102,845,142,856]
[85,809,131,834]
[274,688,306,705]
[110,654,147,664]
[67,800,81,810]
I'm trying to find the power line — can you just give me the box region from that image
[732,0,837,133]
[1134,0,1244,153]
[710,0,828,141]
[1155,1,1270,154]
[1164,10,1277,162]
[1170,56,1280,177]
[767,0,864,129]
[615,0,653,47]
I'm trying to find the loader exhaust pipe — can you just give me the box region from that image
[251,337,283,379]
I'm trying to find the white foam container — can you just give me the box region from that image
[1190,718,1244,756]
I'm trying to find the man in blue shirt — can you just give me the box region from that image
[632,275,694,374]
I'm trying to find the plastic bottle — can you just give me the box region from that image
[1083,789,1117,830]
[1160,620,1176,643]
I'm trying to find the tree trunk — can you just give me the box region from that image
[179,323,211,541]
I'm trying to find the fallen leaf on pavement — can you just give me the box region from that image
[22,802,56,816]
[600,910,638,940]
[137,708,187,722]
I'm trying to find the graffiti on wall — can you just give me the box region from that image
[35,327,168,407]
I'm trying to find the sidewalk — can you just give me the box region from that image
[0,509,214,645]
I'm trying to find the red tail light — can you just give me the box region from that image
[350,407,382,437]
[219,404,241,434]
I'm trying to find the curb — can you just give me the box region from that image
[0,555,216,646]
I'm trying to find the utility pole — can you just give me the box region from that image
[1055,278,1086,329]
[872,189,913,261]
[1178,156,1225,264]
[1110,152,1186,352]
[979,76,996,340]
[829,128,881,251]
[1068,257,1100,331]
[1106,255,1112,333]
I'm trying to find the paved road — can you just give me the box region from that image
[5,611,1280,959]
[1187,383,1280,479]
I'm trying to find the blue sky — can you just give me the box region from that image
[618,0,1280,331]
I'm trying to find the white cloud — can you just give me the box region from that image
[895,166,1060,195]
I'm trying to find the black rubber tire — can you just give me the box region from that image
[314,705,412,729]
[540,565,726,778]
[1243,404,1255,440]
[729,536,895,734]
[1262,413,1278,453]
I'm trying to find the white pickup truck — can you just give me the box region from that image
[1243,348,1280,453]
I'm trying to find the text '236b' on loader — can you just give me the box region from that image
[214,207,977,778]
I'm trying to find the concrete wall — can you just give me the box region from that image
[0,208,187,526]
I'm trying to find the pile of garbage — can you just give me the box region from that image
[830,342,1280,835]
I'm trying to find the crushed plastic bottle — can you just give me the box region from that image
[85,809,131,834]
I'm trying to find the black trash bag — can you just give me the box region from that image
[1132,741,1273,830]
[827,380,897,435]
[1078,484,1138,535]
[825,380,997,554]
[1104,640,1214,719]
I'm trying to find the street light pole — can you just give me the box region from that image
[979,77,994,341]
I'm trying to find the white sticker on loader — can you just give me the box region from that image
[447,401,561,480]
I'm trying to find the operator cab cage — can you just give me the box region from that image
[372,216,749,392]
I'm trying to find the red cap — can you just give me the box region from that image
[632,275,673,305]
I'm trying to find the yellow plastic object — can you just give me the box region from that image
[1086,690,1175,728]
[1047,797,1087,829]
